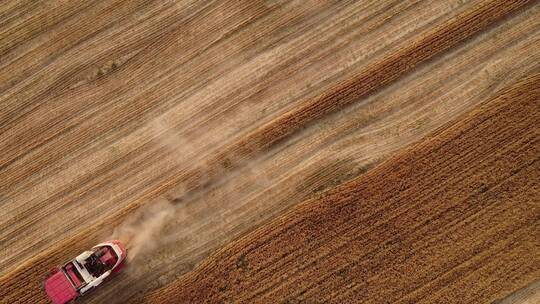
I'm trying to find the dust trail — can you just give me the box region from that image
[105,108,272,267]
[92,100,285,304]
[109,199,175,263]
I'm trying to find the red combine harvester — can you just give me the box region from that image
[44,240,127,304]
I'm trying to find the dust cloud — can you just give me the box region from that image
[110,199,175,263]
[105,110,272,274]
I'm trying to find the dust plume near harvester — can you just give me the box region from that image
[110,199,176,263]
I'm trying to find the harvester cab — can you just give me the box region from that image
[44,240,127,304]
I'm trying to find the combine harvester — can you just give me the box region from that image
[44,240,127,304]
